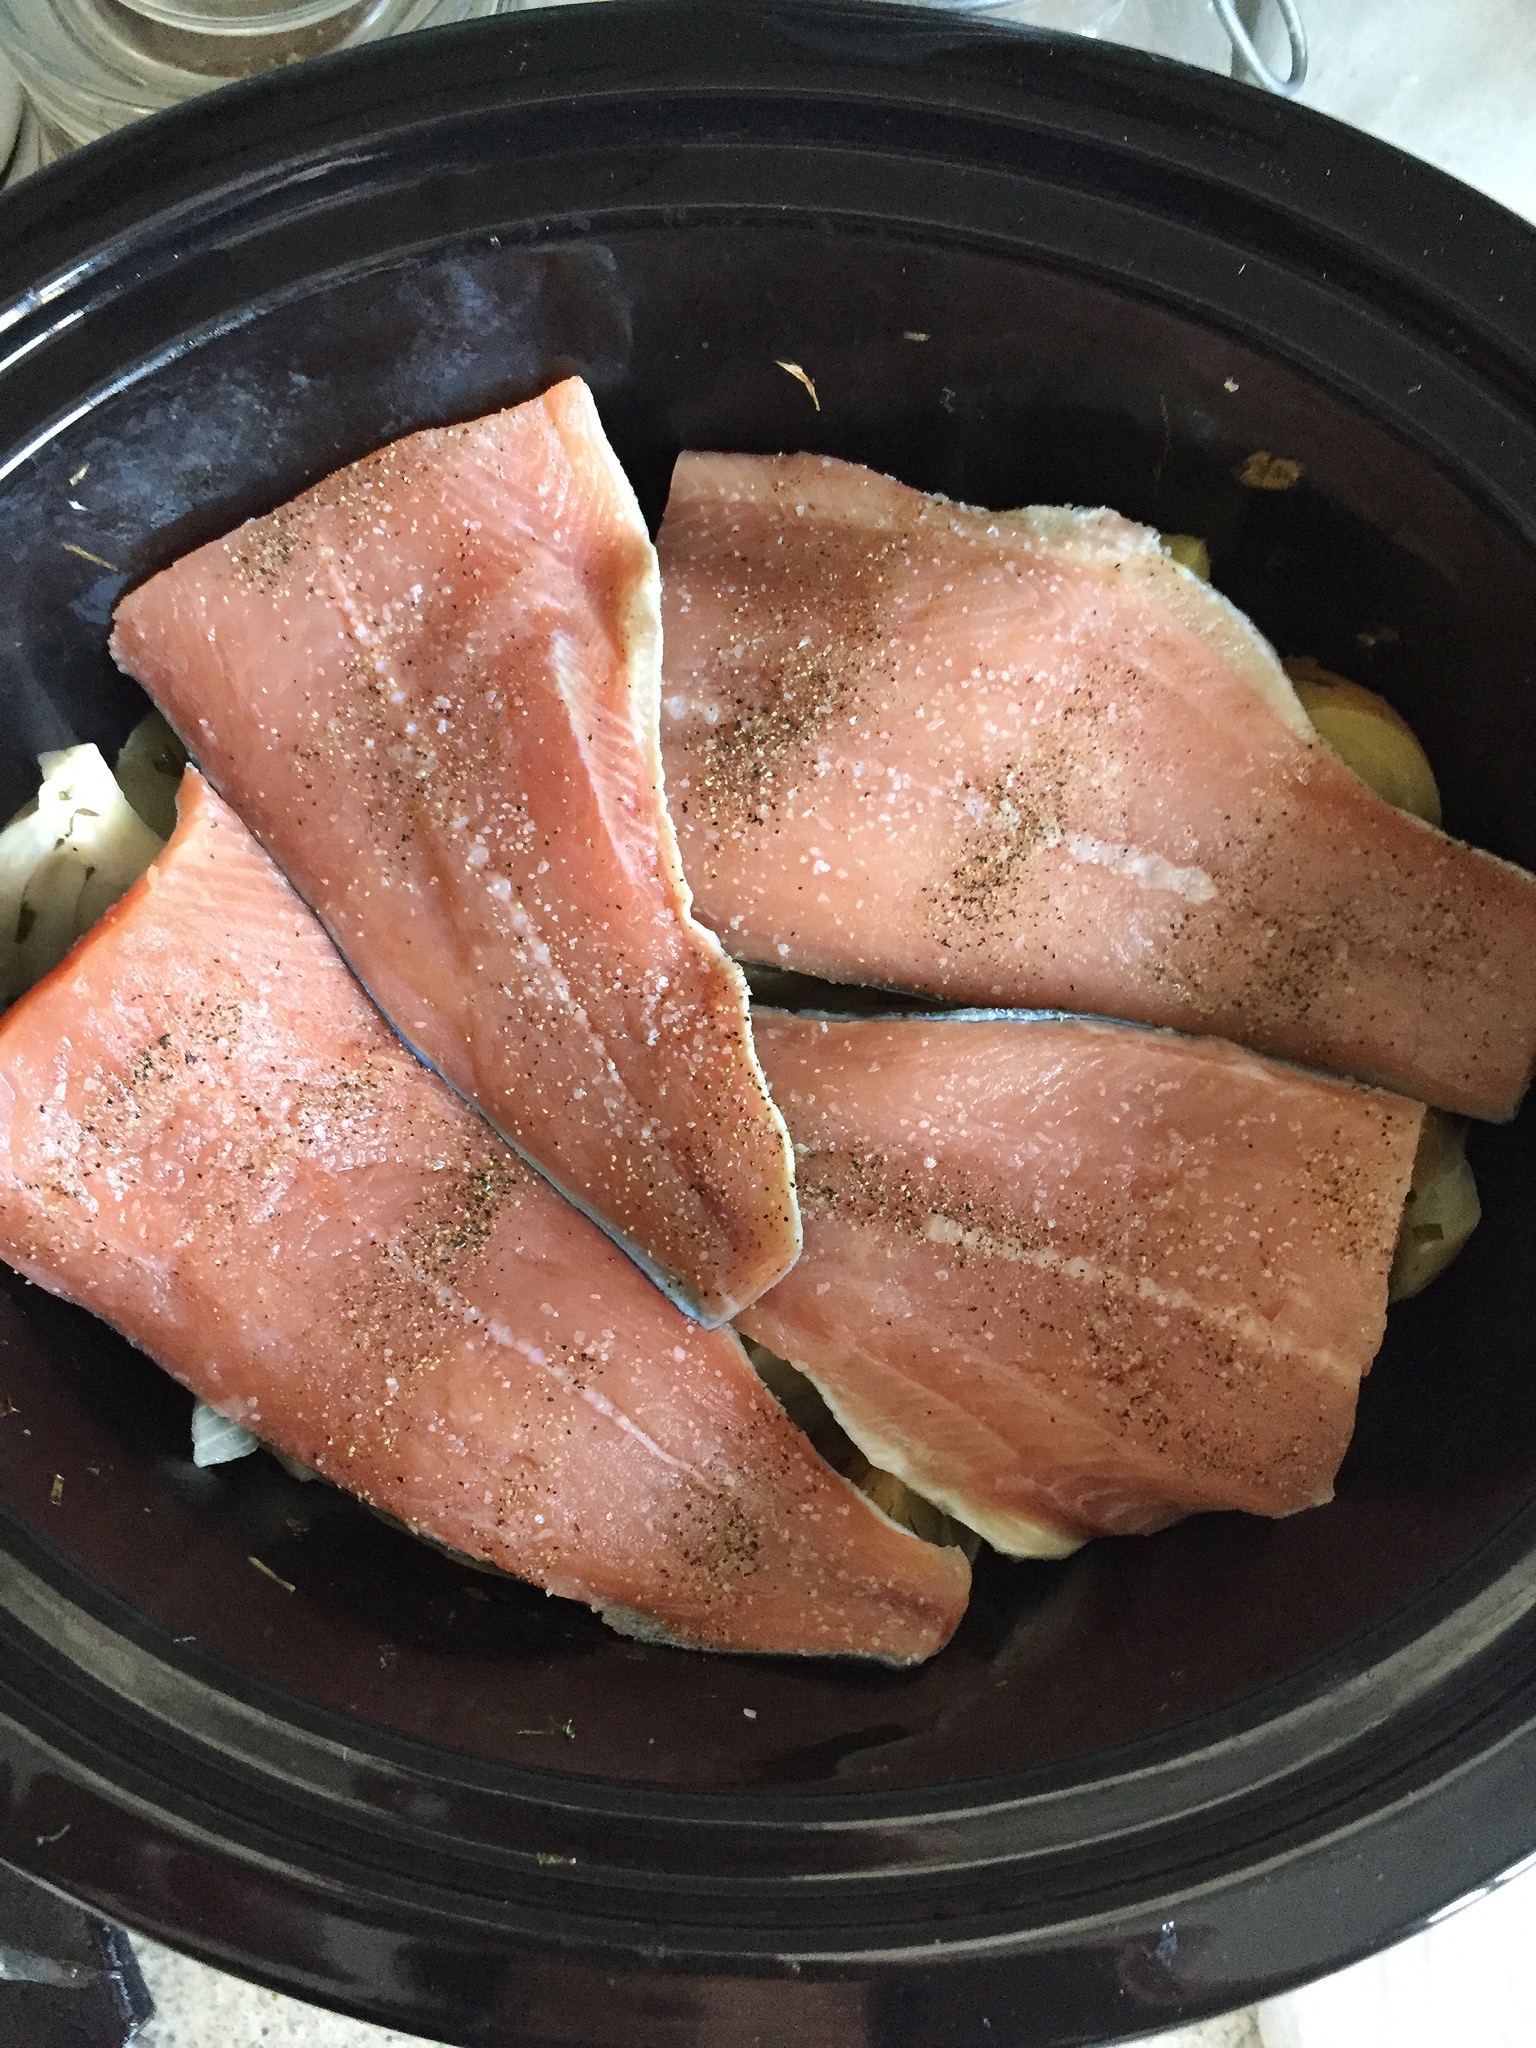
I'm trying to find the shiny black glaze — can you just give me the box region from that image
[0,1860,151,2043]
[1,4,1534,2043]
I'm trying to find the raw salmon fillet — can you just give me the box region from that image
[110,381,797,1325]
[0,776,967,1662]
[740,1011,1424,1555]
[658,454,1536,1120]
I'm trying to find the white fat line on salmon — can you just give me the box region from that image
[322,551,412,707]
[1061,832,1216,904]
[481,1317,712,1487]
[919,1212,1356,1383]
[550,631,662,894]
[497,892,677,1144]
[384,1216,719,1490]
[312,565,680,1162]
[661,693,720,726]
[965,785,1216,905]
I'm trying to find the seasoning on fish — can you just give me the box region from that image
[0,776,968,1662]
[658,453,1536,1121]
[739,1010,1425,1556]
[109,382,798,1325]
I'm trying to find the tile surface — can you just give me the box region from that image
[133,1935,435,2047]
[1257,1858,1536,2048]
[1298,0,1536,223]
[131,1932,1267,2048]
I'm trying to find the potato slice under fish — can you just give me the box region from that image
[115,708,189,840]
[0,743,163,1005]
[1389,1110,1481,1300]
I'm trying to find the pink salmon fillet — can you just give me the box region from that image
[110,381,798,1326]
[0,775,968,1662]
[740,1010,1424,1554]
[658,453,1536,1120]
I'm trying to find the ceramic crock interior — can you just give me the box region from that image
[2,219,1534,1797]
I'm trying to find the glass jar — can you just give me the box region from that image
[937,0,1312,84]
[0,0,500,158]
[0,0,1308,171]
[919,0,1228,69]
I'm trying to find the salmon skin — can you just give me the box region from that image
[110,382,798,1327]
[658,453,1536,1121]
[740,1010,1424,1555]
[0,775,968,1662]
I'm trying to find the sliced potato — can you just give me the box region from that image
[0,743,165,1005]
[1284,657,1442,827]
[190,1400,259,1468]
[1161,532,1211,580]
[1390,1110,1480,1301]
[843,1452,983,1559]
[116,709,188,840]
[0,796,70,1003]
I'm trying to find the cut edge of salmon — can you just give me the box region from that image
[988,499,1318,741]
[561,387,801,1324]
[755,1000,1443,1100]
[1004,501,1536,952]
[759,1343,1086,1562]
[599,1446,975,1667]
[673,454,1323,753]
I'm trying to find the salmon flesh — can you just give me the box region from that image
[0,776,968,1661]
[741,1010,1424,1554]
[658,453,1536,1120]
[110,382,798,1325]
